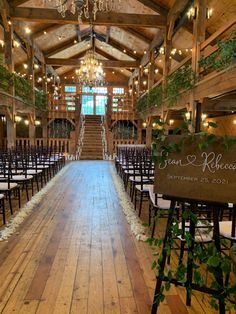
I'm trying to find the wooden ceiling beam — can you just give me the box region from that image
[11,0,29,6]
[75,25,81,42]
[95,47,118,61]
[44,29,90,57]
[122,27,152,44]
[93,31,142,60]
[10,8,167,28]
[46,58,140,68]
[45,36,78,57]
[106,26,111,43]
[136,0,168,16]
[32,24,62,39]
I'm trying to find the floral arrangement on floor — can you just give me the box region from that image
[0,164,69,241]
[110,165,148,241]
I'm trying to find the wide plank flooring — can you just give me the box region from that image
[0,161,215,314]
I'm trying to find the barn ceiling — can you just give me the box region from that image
[1,0,235,86]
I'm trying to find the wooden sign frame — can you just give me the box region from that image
[154,135,236,203]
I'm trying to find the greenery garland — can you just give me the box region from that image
[199,32,236,72]
[137,32,236,117]
[137,85,163,118]
[150,118,236,311]
[165,64,196,108]
[35,89,47,111]
[0,63,47,111]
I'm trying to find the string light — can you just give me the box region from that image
[25,27,31,34]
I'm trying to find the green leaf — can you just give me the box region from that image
[208,121,217,128]
[207,256,221,268]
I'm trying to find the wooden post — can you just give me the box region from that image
[191,0,207,128]
[146,117,153,147]
[137,119,142,144]
[42,115,48,147]
[28,113,35,146]
[27,45,36,146]
[148,50,155,91]
[4,23,16,148]
[162,27,172,118]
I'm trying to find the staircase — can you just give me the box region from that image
[80,115,103,160]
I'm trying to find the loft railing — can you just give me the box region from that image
[137,17,236,113]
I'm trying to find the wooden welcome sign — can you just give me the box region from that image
[154,135,236,204]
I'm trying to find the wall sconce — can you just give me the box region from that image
[14,115,22,123]
[35,120,41,126]
[187,7,197,20]
[169,119,174,126]
[201,113,207,121]
[24,119,29,126]
[185,112,191,120]
[142,122,147,128]
[206,8,213,20]
[159,47,165,55]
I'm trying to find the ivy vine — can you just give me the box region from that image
[165,64,196,108]
[149,118,236,311]
[137,85,163,118]
[199,31,236,72]
[0,63,47,111]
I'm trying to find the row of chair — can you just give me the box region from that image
[0,147,65,225]
[115,145,236,306]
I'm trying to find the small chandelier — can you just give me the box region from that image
[76,31,105,88]
[45,0,120,21]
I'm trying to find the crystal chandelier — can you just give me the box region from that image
[76,33,105,88]
[45,0,120,21]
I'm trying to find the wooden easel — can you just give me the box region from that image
[151,196,231,314]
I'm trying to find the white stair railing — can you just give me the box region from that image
[101,116,113,160]
[77,115,85,160]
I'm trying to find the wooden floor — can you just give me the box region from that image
[0,161,218,314]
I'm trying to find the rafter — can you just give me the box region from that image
[45,58,140,68]
[44,29,90,57]
[106,26,111,43]
[93,32,142,60]
[122,27,151,44]
[136,0,168,16]
[95,47,118,61]
[32,24,62,39]
[11,0,28,6]
[75,25,81,42]
[10,8,167,28]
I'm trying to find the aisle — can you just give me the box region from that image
[0,161,210,314]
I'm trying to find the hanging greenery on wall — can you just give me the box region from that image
[0,64,14,93]
[165,64,196,108]
[14,74,33,104]
[199,32,236,72]
[150,118,236,311]
[35,89,47,111]
[137,85,163,118]
[0,63,47,111]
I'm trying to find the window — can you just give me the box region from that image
[113,88,124,94]
[64,85,76,93]
[82,95,94,115]
[96,95,107,115]
[82,86,107,94]
[66,102,75,111]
